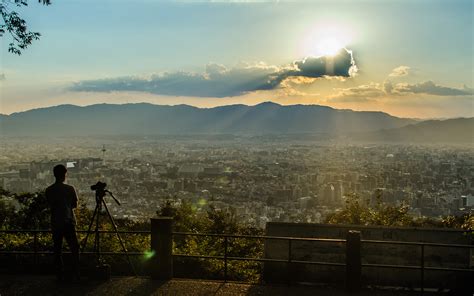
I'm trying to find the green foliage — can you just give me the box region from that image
[0,187,49,228]
[157,200,264,282]
[325,193,415,226]
[441,213,474,232]
[0,199,16,228]
[0,0,50,55]
[325,192,473,232]
[16,191,49,228]
[157,200,208,233]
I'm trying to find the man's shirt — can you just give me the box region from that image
[45,182,78,229]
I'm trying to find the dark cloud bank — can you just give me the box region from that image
[70,49,357,97]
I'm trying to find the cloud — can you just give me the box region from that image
[331,83,386,101]
[70,49,358,97]
[335,80,472,100]
[0,74,5,81]
[281,76,319,85]
[291,49,357,78]
[389,66,410,77]
[330,79,473,108]
[394,81,472,96]
[383,80,393,94]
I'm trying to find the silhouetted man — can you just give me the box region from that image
[45,164,80,281]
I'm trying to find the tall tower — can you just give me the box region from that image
[101,144,106,166]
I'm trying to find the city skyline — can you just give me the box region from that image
[1,0,472,118]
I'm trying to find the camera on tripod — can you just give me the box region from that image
[90,181,121,206]
[91,181,107,199]
[81,180,134,276]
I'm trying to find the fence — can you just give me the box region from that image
[1,217,473,293]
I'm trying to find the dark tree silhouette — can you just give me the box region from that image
[0,0,50,55]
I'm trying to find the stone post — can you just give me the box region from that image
[346,230,361,292]
[150,217,173,280]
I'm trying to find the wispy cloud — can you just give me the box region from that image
[389,66,410,77]
[70,49,358,98]
[332,83,385,102]
[393,81,472,96]
[333,80,473,100]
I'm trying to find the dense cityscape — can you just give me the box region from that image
[1,137,472,228]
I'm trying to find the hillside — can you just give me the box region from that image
[354,118,474,143]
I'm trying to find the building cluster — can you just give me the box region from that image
[1,137,473,228]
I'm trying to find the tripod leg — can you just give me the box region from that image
[80,204,99,253]
[102,200,138,276]
[94,202,101,265]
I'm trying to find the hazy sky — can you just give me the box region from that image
[1,0,472,118]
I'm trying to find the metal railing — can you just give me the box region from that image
[361,239,473,294]
[171,231,474,293]
[172,232,346,283]
[1,228,473,293]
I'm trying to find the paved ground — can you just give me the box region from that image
[0,276,442,296]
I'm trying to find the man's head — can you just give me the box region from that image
[53,164,67,182]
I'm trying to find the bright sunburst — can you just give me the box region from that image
[316,37,346,56]
[301,23,353,57]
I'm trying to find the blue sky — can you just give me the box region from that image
[1,0,472,118]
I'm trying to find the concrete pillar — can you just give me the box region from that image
[150,217,173,280]
[346,230,361,292]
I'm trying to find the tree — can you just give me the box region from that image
[0,198,16,228]
[0,0,50,55]
[325,193,421,227]
[156,200,264,281]
[325,192,473,233]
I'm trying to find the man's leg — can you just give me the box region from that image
[64,223,80,280]
[52,228,64,280]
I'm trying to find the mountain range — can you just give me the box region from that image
[0,102,413,136]
[0,102,472,143]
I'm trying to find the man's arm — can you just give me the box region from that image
[71,187,78,209]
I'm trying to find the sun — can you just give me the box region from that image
[316,37,346,57]
[301,23,353,57]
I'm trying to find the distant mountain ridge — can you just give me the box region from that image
[354,117,474,143]
[0,102,416,136]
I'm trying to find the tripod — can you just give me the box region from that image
[80,187,136,275]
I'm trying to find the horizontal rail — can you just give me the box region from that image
[363,263,426,270]
[0,229,150,234]
[1,229,472,249]
[174,254,345,267]
[362,263,474,273]
[423,266,474,273]
[290,260,346,267]
[3,229,471,251]
[0,251,146,256]
[362,239,474,249]
[173,232,346,243]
